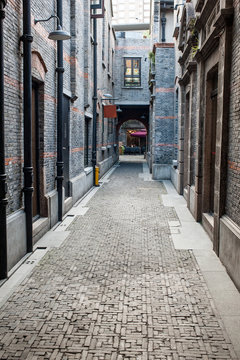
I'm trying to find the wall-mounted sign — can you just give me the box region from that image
[104,105,117,118]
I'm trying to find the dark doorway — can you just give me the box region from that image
[84,116,91,167]
[32,83,40,219]
[63,95,70,198]
[183,92,190,190]
[203,68,218,217]
[209,73,218,214]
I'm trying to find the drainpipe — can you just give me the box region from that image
[92,16,97,186]
[0,0,8,279]
[161,12,166,42]
[22,0,33,253]
[56,0,64,221]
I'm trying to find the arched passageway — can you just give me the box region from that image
[116,104,149,133]
[119,120,147,154]
[115,104,149,157]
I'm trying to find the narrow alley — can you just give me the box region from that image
[0,157,239,360]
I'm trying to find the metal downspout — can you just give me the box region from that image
[56,0,64,221]
[92,16,97,186]
[22,0,33,253]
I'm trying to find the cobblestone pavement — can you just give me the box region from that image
[0,158,236,359]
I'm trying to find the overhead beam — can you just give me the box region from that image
[113,23,150,31]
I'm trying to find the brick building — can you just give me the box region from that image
[148,0,176,178]
[112,0,151,25]
[113,29,151,150]
[0,0,117,278]
[112,0,178,180]
[1,0,239,293]
[174,0,240,290]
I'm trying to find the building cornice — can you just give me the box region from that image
[179,70,190,86]
[153,43,174,53]
[195,0,205,13]
[187,61,197,74]
[195,8,234,62]
[195,1,233,32]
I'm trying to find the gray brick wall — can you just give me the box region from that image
[174,87,179,160]
[114,36,150,105]
[95,0,117,164]
[4,1,24,213]
[225,0,240,227]
[153,46,175,165]
[3,0,116,216]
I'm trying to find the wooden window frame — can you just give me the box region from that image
[124,57,141,88]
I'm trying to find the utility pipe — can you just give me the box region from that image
[56,0,64,221]
[161,13,166,42]
[22,0,33,253]
[92,16,97,186]
[0,0,8,279]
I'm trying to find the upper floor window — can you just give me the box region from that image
[124,58,141,87]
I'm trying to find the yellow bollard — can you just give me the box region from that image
[95,166,100,187]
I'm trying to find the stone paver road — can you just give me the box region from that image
[0,157,236,359]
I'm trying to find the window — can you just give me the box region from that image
[124,58,141,87]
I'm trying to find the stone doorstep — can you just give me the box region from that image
[33,217,49,238]
[202,212,214,241]
[64,196,73,214]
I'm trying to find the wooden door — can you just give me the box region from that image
[32,84,40,218]
[63,95,70,198]
[209,76,218,214]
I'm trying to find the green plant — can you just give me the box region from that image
[148,51,155,65]
[191,41,199,58]
[188,18,196,32]
[188,19,199,58]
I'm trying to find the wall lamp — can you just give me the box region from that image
[34,15,71,40]
[103,93,113,98]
